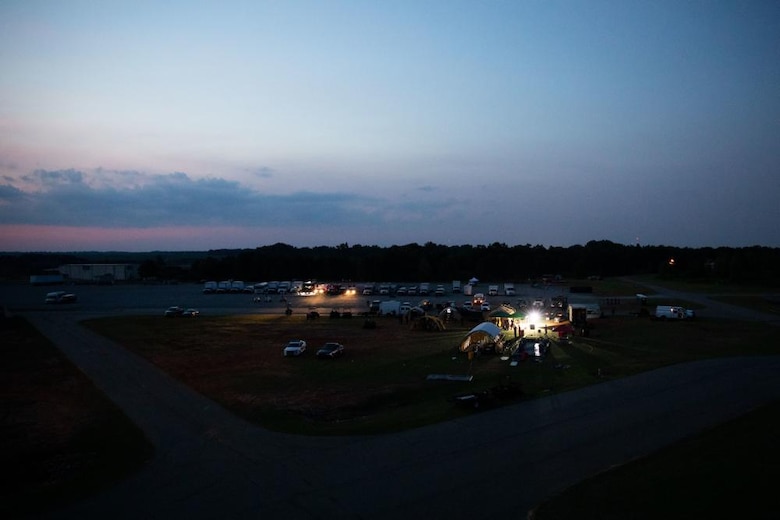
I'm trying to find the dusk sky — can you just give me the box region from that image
[1,1,778,252]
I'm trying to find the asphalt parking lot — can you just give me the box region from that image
[2,281,608,318]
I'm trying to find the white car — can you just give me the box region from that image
[283,340,307,357]
[481,302,491,311]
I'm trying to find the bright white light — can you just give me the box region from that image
[527,310,541,323]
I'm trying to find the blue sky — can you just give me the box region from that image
[1,0,778,251]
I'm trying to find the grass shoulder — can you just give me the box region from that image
[0,315,154,518]
[531,399,780,519]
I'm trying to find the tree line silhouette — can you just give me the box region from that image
[3,241,778,286]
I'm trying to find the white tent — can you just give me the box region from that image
[459,321,502,352]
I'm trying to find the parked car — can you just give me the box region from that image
[164,306,184,317]
[316,342,345,359]
[463,301,473,310]
[44,291,77,304]
[283,340,307,357]
[481,302,491,311]
[182,308,200,317]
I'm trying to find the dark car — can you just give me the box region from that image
[316,342,345,359]
[44,291,77,304]
[164,306,184,317]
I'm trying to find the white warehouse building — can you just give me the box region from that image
[58,263,139,283]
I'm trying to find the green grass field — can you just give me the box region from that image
[83,312,779,436]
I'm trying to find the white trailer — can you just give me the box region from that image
[379,300,403,315]
[452,280,462,293]
[30,274,65,285]
[504,283,515,296]
[488,284,499,296]
[568,303,602,321]
[463,283,472,296]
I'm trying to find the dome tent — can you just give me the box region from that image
[459,321,503,352]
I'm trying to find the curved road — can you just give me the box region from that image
[8,281,779,518]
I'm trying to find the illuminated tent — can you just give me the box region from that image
[459,321,502,352]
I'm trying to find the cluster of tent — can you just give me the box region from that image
[458,304,575,352]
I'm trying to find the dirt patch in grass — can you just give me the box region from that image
[0,315,154,518]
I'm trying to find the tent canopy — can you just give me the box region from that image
[459,321,502,352]
[489,304,516,318]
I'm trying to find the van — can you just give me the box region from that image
[655,306,688,320]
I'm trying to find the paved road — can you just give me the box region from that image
[624,278,780,324]
[23,307,780,519]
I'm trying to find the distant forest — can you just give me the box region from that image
[2,241,780,286]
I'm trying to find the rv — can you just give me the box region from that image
[463,284,473,296]
[452,280,462,293]
[419,282,430,295]
[504,283,515,296]
[203,281,217,294]
[488,284,499,296]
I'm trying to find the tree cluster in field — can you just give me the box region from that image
[4,241,779,286]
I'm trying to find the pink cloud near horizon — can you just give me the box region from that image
[0,225,270,252]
